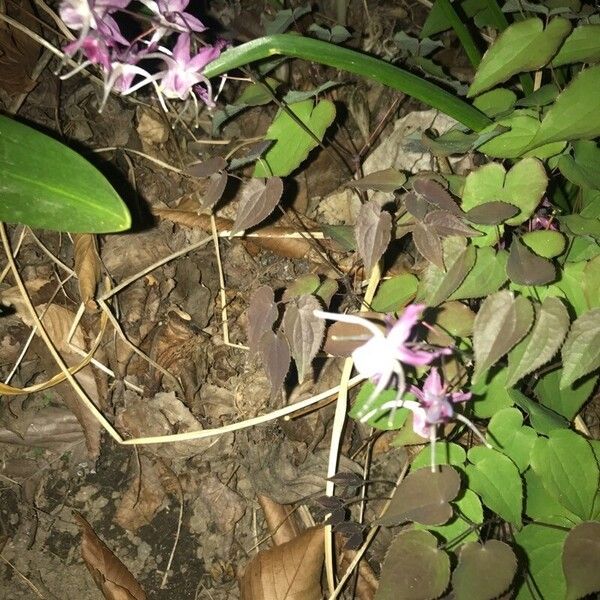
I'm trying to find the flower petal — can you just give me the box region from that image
[387,304,425,348]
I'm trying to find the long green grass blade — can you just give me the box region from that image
[204,34,492,132]
[436,0,482,67]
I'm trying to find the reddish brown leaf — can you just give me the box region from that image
[355,201,392,274]
[239,526,324,600]
[232,177,284,234]
[75,513,147,600]
[349,168,407,192]
[404,191,429,220]
[563,521,600,600]
[202,171,229,210]
[186,156,227,177]
[259,330,290,397]
[507,238,556,285]
[424,210,480,238]
[413,223,444,269]
[412,178,462,216]
[465,201,519,225]
[247,286,278,359]
[282,295,325,382]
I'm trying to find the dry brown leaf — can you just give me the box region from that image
[75,513,147,600]
[239,526,324,600]
[257,495,302,546]
[73,234,101,308]
[0,0,40,96]
[114,456,166,532]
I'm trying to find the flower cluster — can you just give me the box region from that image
[315,305,489,467]
[58,0,223,112]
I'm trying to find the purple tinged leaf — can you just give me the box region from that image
[247,285,278,359]
[413,222,444,269]
[562,521,600,600]
[326,508,347,526]
[378,466,461,526]
[327,472,365,487]
[315,495,344,510]
[228,139,274,171]
[376,530,450,600]
[186,156,227,178]
[507,238,556,285]
[202,172,229,210]
[424,210,481,237]
[282,294,325,382]
[258,330,290,398]
[472,291,534,384]
[232,177,284,234]
[465,201,519,225]
[452,540,517,600]
[355,201,392,274]
[349,168,407,193]
[412,178,463,216]
[404,191,429,220]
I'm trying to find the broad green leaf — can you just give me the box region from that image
[528,65,600,149]
[530,429,599,520]
[514,524,568,600]
[583,255,600,309]
[551,24,600,66]
[472,291,533,384]
[378,466,461,526]
[515,83,559,108]
[253,99,336,177]
[466,446,523,526]
[478,111,540,158]
[555,260,592,316]
[411,442,467,470]
[563,521,600,600]
[0,115,130,233]
[468,17,571,97]
[524,469,580,527]
[472,88,516,117]
[558,140,600,190]
[508,388,568,435]
[448,247,508,300]
[487,407,537,472]
[560,214,600,240]
[375,529,450,600]
[452,540,516,600]
[349,382,410,430]
[282,274,320,301]
[420,489,483,549]
[534,368,597,420]
[426,300,475,346]
[506,296,570,386]
[371,274,418,313]
[521,230,567,258]
[560,308,600,388]
[416,237,476,306]
[471,365,514,418]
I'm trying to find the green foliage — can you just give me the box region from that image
[371,274,418,312]
[0,115,130,233]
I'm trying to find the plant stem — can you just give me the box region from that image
[436,0,482,67]
[204,34,492,132]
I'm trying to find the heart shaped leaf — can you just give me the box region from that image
[507,238,556,285]
[232,177,284,234]
[560,308,600,388]
[487,407,537,472]
[349,168,407,192]
[563,521,600,600]
[355,201,392,274]
[378,466,461,526]
[465,201,519,225]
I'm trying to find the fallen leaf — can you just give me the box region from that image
[247,286,278,359]
[73,234,101,308]
[203,171,229,210]
[239,526,324,600]
[259,330,290,397]
[257,495,302,546]
[355,201,392,274]
[75,513,147,600]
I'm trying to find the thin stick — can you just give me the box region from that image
[94,147,185,174]
[210,214,230,345]
[0,225,26,284]
[160,477,184,588]
[0,554,45,598]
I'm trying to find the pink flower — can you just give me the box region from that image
[139,0,206,44]
[409,368,471,438]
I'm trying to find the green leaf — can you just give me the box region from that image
[514,524,568,600]
[466,446,523,526]
[563,521,600,600]
[0,115,130,233]
[521,230,567,258]
[486,407,537,472]
[551,24,600,66]
[508,388,569,435]
[524,469,580,527]
[468,18,571,97]
[371,274,418,312]
[528,65,600,149]
[530,429,599,520]
[452,540,517,600]
[253,99,336,177]
[560,308,600,388]
[375,529,450,600]
[472,291,533,384]
[416,237,476,306]
[282,274,320,301]
[448,247,508,300]
[534,369,597,420]
[472,88,516,117]
[471,365,515,418]
[411,442,467,470]
[516,83,559,108]
[478,111,541,158]
[506,296,570,386]
[558,140,600,190]
[420,489,483,549]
